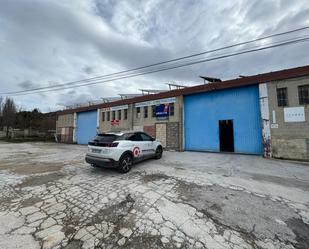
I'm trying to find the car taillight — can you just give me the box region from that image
[109,142,118,147]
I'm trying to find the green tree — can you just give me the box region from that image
[3,97,17,138]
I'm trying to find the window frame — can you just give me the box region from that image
[144,106,148,118]
[136,107,141,119]
[298,84,309,105]
[128,133,143,141]
[152,105,156,118]
[276,87,288,107]
[169,103,175,116]
[140,132,153,141]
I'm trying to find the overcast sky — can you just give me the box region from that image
[0,0,309,112]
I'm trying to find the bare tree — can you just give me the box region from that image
[3,97,17,138]
[0,96,3,128]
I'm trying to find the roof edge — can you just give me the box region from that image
[57,64,309,116]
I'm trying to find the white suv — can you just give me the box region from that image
[85,131,163,173]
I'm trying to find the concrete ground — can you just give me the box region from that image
[0,142,309,249]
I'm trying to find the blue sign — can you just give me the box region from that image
[156,104,169,120]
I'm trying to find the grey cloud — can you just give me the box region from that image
[83,66,94,75]
[18,80,41,90]
[0,0,309,112]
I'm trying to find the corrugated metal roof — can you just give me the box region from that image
[57,64,309,116]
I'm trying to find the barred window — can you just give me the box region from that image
[102,112,105,122]
[152,105,156,117]
[136,107,141,118]
[124,109,128,120]
[298,85,309,105]
[118,110,121,120]
[276,87,288,107]
[144,106,148,118]
[169,103,174,116]
[107,111,110,121]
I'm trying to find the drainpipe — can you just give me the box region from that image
[130,104,134,130]
[73,112,77,143]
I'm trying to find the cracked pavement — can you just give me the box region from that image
[0,142,309,249]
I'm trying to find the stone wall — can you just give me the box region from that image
[267,76,309,161]
[272,138,308,161]
[166,122,179,151]
[155,123,167,148]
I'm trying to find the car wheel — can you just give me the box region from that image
[119,154,133,173]
[155,146,163,159]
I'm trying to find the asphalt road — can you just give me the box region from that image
[0,142,308,249]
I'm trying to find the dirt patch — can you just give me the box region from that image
[286,218,309,249]
[142,173,170,183]
[62,240,83,249]
[15,172,66,188]
[62,210,82,238]
[20,196,43,208]
[176,180,302,247]
[0,161,64,175]
[123,235,177,249]
[251,173,309,191]
[88,194,135,227]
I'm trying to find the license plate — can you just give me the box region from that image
[91,149,101,153]
[101,148,110,154]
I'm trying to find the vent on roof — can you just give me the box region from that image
[199,76,222,84]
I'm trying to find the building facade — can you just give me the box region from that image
[56,113,74,143]
[56,65,309,161]
[267,76,309,160]
[184,85,263,155]
[99,96,183,150]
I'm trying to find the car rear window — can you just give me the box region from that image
[88,134,119,146]
[95,134,119,142]
[115,133,133,141]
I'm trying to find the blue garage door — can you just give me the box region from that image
[76,110,97,145]
[184,85,262,155]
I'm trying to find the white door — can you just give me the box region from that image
[155,123,166,148]
[128,133,150,159]
[140,132,155,156]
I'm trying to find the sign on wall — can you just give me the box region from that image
[156,104,169,120]
[135,97,176,108]
[102,105,128,112]
[111,120,120,126]
[284,107,305,122]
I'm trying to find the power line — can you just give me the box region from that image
[7,35,309,96]
[2,25,309,95]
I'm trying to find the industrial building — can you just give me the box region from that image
[56,65,309,161]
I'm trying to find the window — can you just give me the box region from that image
[169,103,174,116]
[112,111,116,120]
[140,132,153,141]
[136,107,141,118]
[152,105,156,117]
[102,112,105,122]
[276,87,288,107]
[124,109,128,120]
[144,106,148,118]
[118,110,121,120]
[298,85,309,105]
[128,133,143,141]
[107,111,110,121]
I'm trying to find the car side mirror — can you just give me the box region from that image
[151,138,155,141]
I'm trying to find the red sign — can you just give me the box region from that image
[133,146,141,157]
[111,119,120,126]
